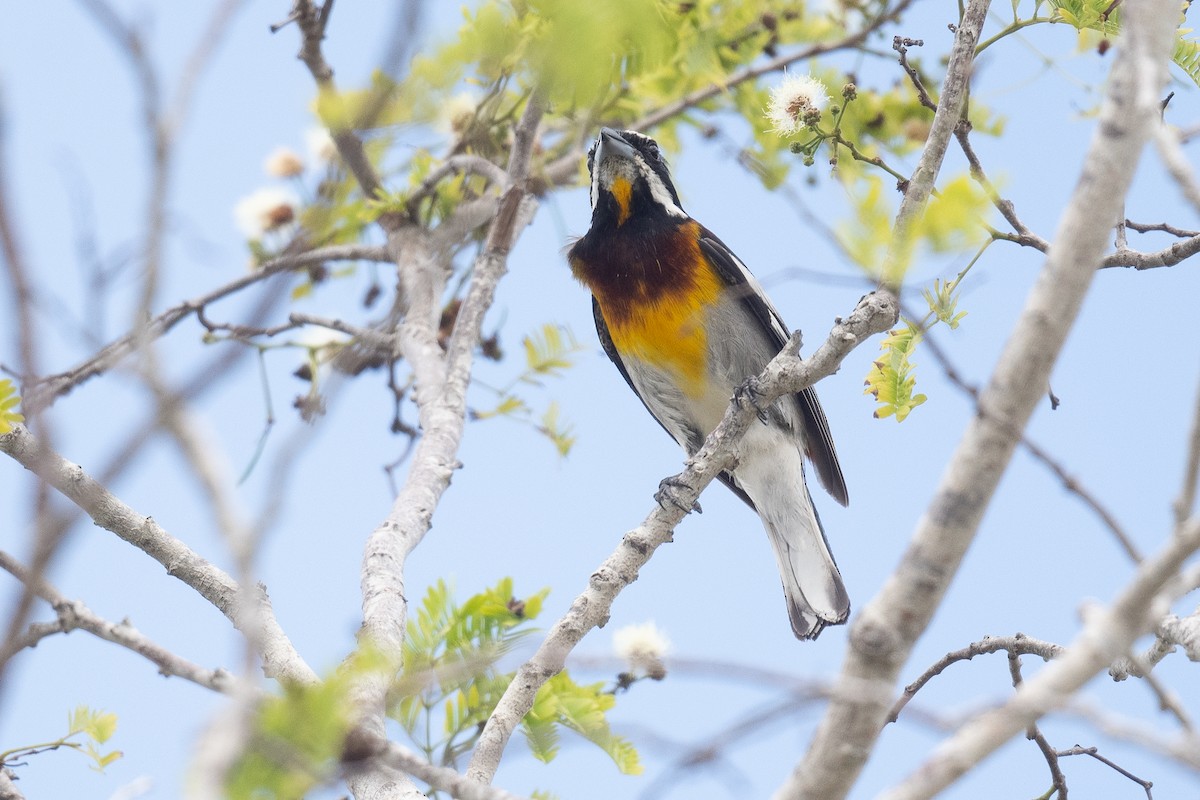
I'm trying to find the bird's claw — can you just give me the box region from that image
[655,476,702,514]
[734,378,770,424]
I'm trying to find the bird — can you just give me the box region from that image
[567,127,850,640]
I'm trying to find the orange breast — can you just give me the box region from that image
[571,220,722,396]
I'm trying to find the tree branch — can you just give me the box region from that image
[881,517,1200,798]
[466,290,898,784]
[348,93,547,797]
[0,425,316,685]
[23,243,385,411]
[0,550,236,693]
[774,0,1180,792]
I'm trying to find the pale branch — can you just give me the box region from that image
[1110,606,1200,680]
[24,243,387,411]
[1069,699,1200,771]
[8,619,68,653]
[542,0,919,186]
[0,550,236,693]
[0,425,316,685]
[776,0,1178,793]
[360,743,530,800]
[919,331,1143,562]
[879,516,1200,799]
[888,634,1064,724]
[0,768,24,800]
[1100,234,1200,270]
[1154,122,1200,216]
[465,290,899,784]
[349,94,547,792]
[875,0,988,288]
[988,221,1200,271]
[1175,370,1200,525]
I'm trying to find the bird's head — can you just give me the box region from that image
[586,128,687,228]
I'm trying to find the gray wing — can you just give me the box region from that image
[591,296,756,509]
[697,233,849,507]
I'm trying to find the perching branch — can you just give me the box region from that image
[774,0,1180,793]
[466,290,899,784]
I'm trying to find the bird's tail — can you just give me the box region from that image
[759,483,850,640]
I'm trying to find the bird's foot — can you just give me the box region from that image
[734,377,770,424]
[655,476,702,515]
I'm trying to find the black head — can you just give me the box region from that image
[586,128,686,227]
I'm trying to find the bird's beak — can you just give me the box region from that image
[595,127,637,170]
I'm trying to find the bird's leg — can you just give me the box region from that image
[655,476,702,515]
[734,376,770,424]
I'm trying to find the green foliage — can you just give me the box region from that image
[524,673,642,774]
[0,379,22,434]
[923,279,968,330]
[836,171,993,282]
[837,174,896,274]
[864,325,928,422]
[395,579,549,770]
[538,402,577,457]
[982,0,1200,88]
[396,579,639,781]
[474,324,583,456]
[226,648,391,800]
[0,706,122,774]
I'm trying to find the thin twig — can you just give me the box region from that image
[1008,651,1070,798]
[0,425,316,685]
[0,550,237,693]
[24,243,386,411]
[894,36,937,111]
[1056,745,1155,798]
[889,634,1063,723]
[919,331,1143,563]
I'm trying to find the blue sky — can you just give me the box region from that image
[2,2,1199,799]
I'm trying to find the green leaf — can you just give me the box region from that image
[522,325,581,380]
[538,402,576,457]
[0,378,23,434]
[864,325,928,422]
[521,673,643,774]
[922,279,969,330]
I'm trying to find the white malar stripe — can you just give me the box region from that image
[635,159,688,219]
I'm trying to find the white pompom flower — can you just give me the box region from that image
[264,146,305,178]
[233,187,300,239]
[613,621,671,680]
[305,127,338,164]
[766,73,829,136]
